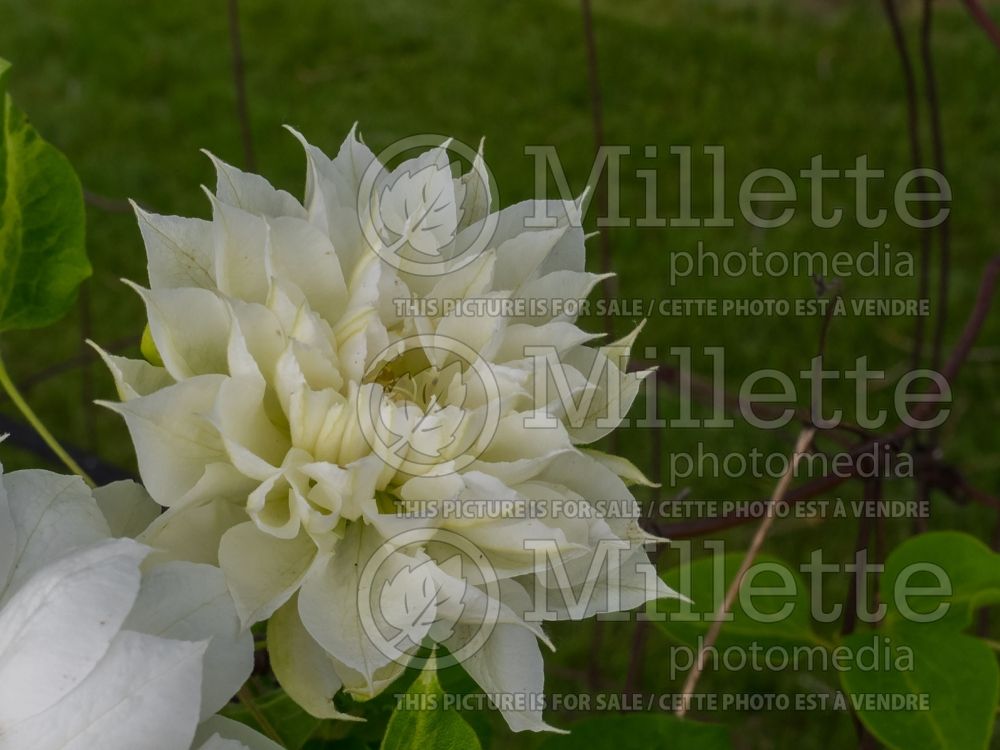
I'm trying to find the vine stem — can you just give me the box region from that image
[0,350,95,487]
[237,685,283,746]
[675,427,815,719]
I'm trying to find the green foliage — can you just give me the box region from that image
[380,661,482,750]
[223,689,323,750]
[840,532,1000,750]
[840,627,998,750]
[537,714,732,750]
[881,531,1000,630]
[656,553,822,648]
[0,59,89,332]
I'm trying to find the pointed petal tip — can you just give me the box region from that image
[93,398,125,414]
[120,278,149,298]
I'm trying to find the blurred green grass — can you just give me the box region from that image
[1,0,999,747]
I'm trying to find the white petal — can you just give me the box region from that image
[193,716,284,750]
[268,596,361,720]
[490,225,568,291]
[288,126,376,274]
[140,474,252,567]
[451,623,561,733]
[0,539,145,723]
[493,321,600,363]
[265,216,348,325]
[206,151,306,219]
[133,204,216,290]
[89,344,174,401]
[512,270,611,324]
[454,141,492,232]
[3,630,206,750]
[328,657,406,702]
[124,560,253,718]
[212,374,289,477]
[193,736,247,750]
[210,197,271,303]
[99,375,227,506]
[218,522,316,626]
[0,476,13,594]
[530,542,675,621]
[297,523,403,693]
[0,470,111,604]
[489,198,584,281]
[93,480,162,538]
[578,448,658,488]
[129,283,232,379]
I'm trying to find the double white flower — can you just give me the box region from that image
[97,127,676,732]
[0,468,278,750]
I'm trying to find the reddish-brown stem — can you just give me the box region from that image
[961,0,1000,52]
[579,0,616,338]
[676,429,815,718]
[227,0,256,171]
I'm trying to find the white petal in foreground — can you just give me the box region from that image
[93,480,162,538]
[1,631,207,750]
[193,716,286,750]
[123,561,253,719]
[0,470,110,603]
[0,539,145,724]
[0,477,16,593]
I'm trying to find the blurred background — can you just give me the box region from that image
[1,0,999,747]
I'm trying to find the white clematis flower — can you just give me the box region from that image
[97,127,677,732]
[0,468,278,750]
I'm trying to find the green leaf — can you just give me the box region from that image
[882,531,1000,630]
[537,715,732,750]
[656,553,822,648]
[0,59,90,332]
[222,689,323,750]
[380,659,482,750]
[839,625,999,750]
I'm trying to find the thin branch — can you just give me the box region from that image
[83,189,132,213]
[237,685,283,746]
[0,351,95,486]
[816,282,843,362]
[623,621,650,698]
[587,619,605,693]
[19,335,140,393]
[921,0,951,383]
[676,428,815,719]
[842,477,884,637]
[841,514,872,638]
[882,0,933,375]
[930,255,1000,393]
[623,426,664,695]
[655,255,1000,540]
[645,362,871,447]
[579,0,616,337]
[79,283,98,455]
[227,0,256,171]
[960,0,1000,52]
